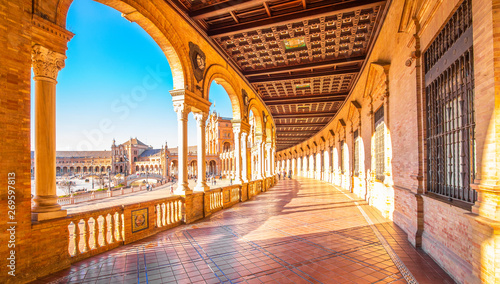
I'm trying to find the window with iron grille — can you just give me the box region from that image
[424,0,476,205]
[353,130,359,177]
[374,107,385,181]
[340,141,345,174]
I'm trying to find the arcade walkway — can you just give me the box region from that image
[34,178,454,284]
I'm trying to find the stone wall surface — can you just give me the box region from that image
[277,0,500,283]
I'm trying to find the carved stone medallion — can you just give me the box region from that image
[189,42,206,82]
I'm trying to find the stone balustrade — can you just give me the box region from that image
[67,206,124,261]
[55,184,164,206]
[208,188,223,212]
[30,177,277,273]
[155,198,183,228]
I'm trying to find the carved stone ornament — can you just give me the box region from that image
[242,89,249,119]
[262,111,267,123]
[173,102,190,120]
[31,45,66,80]
[242,89,249,106]
[193,112,208,125]
[189,42,206,82]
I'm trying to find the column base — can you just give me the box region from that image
[194,183,210,192]
[31,209,67,221]
[175,184,192,196]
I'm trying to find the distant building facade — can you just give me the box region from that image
[31,112,236,179]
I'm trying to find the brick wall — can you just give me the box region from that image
[278,0,499,282]
[421,196,474,282]
[0,0,35,283]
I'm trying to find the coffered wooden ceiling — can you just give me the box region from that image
[169,0,388,151]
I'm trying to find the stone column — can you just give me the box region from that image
[172,100,191,195]
[194,112,209,192]
[256,140,263,179]
[232,124,242,184]
[31,45,67,221]
[265,143,271,177]
[271,146,276,176]
[241,132,248,183]
[286,159,290,177]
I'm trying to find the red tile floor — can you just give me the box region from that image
[33,178,456,284]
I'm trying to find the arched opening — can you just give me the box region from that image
[204,80,240,183]
[31,0,185,198]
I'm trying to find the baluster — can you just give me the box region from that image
[69,222,77,256]
[159,204,163,227]
[99,216,108,246]
[115,213,122,242]
[170,202,175,224]
[75,220,83,254]
[156,205,161,228]
[174,201,178,222]
[178,200,182,222]
[121,214,125,242]
[81,220,89,253]
[89,218,97,250]
[162,203,166,226]
[165,202,170,224]
[108,214,115,244]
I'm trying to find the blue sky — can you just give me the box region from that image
[31,0,233,151]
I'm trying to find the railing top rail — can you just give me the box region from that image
[65,195,184,220]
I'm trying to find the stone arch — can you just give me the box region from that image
[248,104,263,135]
[364,62,390,114]
[203,65,242,120]
[223,141,232,152]
[54,0,191,90]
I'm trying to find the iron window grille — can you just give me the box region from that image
[424,0,476,205]
[374,107,385,182]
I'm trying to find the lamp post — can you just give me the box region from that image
[91,158,94,190]
[166,155,169,182]
[165,154,169,183]
[108,168,111,190]
[124,156,129,177]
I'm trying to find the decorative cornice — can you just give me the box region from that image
[31,45,66,81]
[32,14,74,47]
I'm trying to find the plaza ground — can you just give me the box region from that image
[34,178,454,284]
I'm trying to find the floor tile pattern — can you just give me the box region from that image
[34,178,455,284]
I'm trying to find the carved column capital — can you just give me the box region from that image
[173,102,190,120]
[265,142,272,150]
[31,45,66,81]
[193,112,208,125]
[233,124,241,135]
